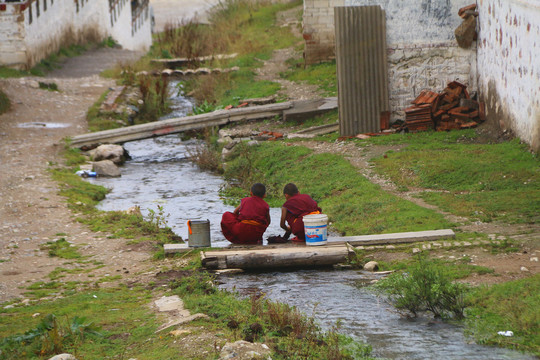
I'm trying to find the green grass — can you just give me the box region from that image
[0,288,160,359]
[222,142,451,235]
[40,238,82,260]
[0,66,30,78]
[281,59,337,96]
[86,89,128,132]
[466,274,540,356]
[370,132,540,224]
[0,89,10,115]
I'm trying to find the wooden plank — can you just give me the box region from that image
[327,229,455,246]
[202,245,352,270]
[69,102,293,148]
[283,97,338,122]
[150,53,238,67]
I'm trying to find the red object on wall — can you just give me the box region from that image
[0,4,6,11]
[20,3,28,11]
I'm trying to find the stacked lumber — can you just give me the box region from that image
[404,81,486,132]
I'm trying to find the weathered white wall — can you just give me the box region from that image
[0,5,26,68]
[304,0,477,120]
[111,0,153,51]
[0,0,152,69]
[477,0,540,151]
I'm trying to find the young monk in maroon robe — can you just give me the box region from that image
[221,183,271,245]
[280,183,322,242]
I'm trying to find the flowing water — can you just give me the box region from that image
[86,85,535,359]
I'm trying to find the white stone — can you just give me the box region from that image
[48,354,77,360]
[412,248,421,254]
[363,261,379,271]
[520,266,529,272]
[92,160,121,177]
[530,257,538,262]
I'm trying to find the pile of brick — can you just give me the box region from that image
[404,81,485,132]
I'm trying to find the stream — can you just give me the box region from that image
[86,84,534,359]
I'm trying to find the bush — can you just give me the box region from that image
[376,257,469,319]
[0,88,10,115]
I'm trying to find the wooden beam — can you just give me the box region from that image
[201,245,353,270]
[68,102,293,148]
[327,229,455,246]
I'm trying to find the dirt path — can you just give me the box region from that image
[0,50,154,303]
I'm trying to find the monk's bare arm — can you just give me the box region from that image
[280,207,290,231]
[233,205,241,215]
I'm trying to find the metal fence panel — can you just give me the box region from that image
[335,6,389,135]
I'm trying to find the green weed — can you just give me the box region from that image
[0,89,10,115]
[0,314,102,358]
[0,66,29,78]
[40,238,82,260]
[375,257,469,319]
[38,81,59,91]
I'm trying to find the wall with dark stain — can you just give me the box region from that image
[303,0,476,120]
[477,0,540,151]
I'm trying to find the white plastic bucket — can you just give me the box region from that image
[303,214,328,246]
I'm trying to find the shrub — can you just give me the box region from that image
[137,74,170,121]
[375,257,469,319]
[0,88,10,114]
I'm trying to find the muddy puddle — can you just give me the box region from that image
[86,83,535,359]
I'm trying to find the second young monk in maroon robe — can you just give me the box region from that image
[221,183,270,245]
[280,183,321,242]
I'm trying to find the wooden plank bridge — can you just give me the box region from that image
[68,97,337,148]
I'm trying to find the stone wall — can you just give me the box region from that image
[476,0,540,151]
[304,0,476,120]
[0,0,152,69]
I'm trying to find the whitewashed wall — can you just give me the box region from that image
[111,1,153,51]
[477,0,540,151]
[304,0,477,120]
[0,5,26,68]
[0,0,152,69]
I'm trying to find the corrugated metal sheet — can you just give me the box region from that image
[335,6,389,135]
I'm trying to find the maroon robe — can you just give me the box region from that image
[283,193,321,240]
[221,196,270,245]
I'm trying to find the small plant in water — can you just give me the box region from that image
[375,256,469,319]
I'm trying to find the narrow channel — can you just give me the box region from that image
[86,84,534,359]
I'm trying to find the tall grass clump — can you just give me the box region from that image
[375,257,469,319]
[0,314,102,359]
[0,88,10,115]
[137,74,170,121]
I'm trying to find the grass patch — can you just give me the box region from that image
[0,288,160,359]
[281,59,337,96]
[466,274,540,356]
[0,88,10,115]
[0,67,29,78]
[151,0,300,107]
[40,238,82,260]
[370,132,540,223]
[222,141,451,235]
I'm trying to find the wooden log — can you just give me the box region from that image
[201,245,353,270]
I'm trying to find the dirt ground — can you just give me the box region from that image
[0,8,538,305]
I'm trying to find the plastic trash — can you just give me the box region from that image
[497,331,514,337]
[75,170,97,178]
